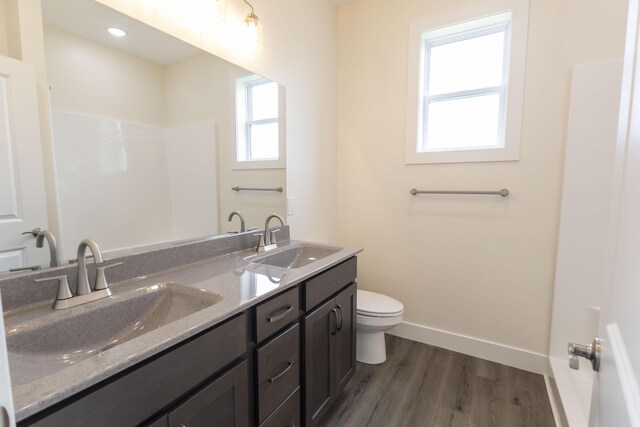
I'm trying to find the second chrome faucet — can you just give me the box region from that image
[256,214,285,252]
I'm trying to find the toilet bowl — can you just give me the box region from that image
[356,289,404,364]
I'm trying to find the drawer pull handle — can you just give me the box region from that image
[268,360,294,383]
[336,304,343,331]
[267,304,294,322]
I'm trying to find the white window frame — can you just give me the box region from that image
[245,78,279,160]
[406,0,529,164]
[233,74,285,170]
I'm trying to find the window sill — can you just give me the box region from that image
[405,145,520,164]
[232,159,285,170]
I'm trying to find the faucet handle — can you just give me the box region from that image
[35,275,73,301]
[253,233,266,251]
[22,227,43,237]
[95,262,123,291]
[269,229,282,245]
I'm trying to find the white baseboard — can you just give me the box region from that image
[387,321,549,375]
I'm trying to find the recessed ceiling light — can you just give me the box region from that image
[107,27,127,37]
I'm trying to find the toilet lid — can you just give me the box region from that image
[357,289,404,316]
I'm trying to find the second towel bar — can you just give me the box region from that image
[410,188,510,197]
[232,186,283,193]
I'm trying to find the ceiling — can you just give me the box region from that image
[41,0,203,65]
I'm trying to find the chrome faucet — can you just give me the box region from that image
[257,214,285,251]
[228,211,246,233]
[77,239,105,295]
[36,229,60,268]
[34,238,121,309]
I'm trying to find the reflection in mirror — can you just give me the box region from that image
[35,0,286,264]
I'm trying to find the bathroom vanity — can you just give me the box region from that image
[0,229,361,427]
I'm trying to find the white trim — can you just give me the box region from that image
[232,74,285,170]
[607,323,640,426]
[405,0,529,164]
[544,373,566,427]
[387,320,548,375]
[548,356,593,427]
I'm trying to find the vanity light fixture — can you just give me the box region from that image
[240,0,259,27]
[107,27,127,37]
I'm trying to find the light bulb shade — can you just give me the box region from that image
[245,12,259,27]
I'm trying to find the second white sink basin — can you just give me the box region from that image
[253,244,340,269]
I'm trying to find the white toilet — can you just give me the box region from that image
[356,289,404,364]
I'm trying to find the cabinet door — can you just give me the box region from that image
[303,299,337,427]
[168,360,249,427]
[334,283,356,392]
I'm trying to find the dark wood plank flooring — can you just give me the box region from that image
[319,335,555,427]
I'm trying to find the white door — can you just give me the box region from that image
[0,293,15,427]
[591,0,640,425]
[0,55,48,271]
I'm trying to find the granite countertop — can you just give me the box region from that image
[7,239,362,421]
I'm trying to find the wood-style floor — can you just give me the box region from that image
[319,335,555,427]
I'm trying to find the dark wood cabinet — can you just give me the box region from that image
[303,299,335,426]
[303,283,357,427]
[260,388,301,427]
[22,314,247,427]
[255,287,299,343]
[168,360,249,427]
[256,324,300,423]
[334,284,356,391]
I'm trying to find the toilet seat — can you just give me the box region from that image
[357,290,404,318]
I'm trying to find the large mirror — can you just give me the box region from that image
[21,0,286,267]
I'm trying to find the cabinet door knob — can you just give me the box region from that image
[330,308,338,335]
[336,304,343,331]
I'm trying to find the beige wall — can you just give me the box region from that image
[44,26,165,126]
[337,0,626,355]
[97,0,339,242]
[0,1,8,56]
[164,53,285,231]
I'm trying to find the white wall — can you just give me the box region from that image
[336,0,626,367]
[45,27,224,257]
[165,121,219,241]
[52,111,173,258]
[44,26,165,126]
[95,0,339,242]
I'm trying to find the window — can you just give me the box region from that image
[235,75,285,169]
[406,2,529,164]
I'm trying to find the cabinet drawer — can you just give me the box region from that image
[255,287,299,343]
[304,257,357,311]
[168,360,249,427]
[24,314,247,427]
[257,323,300,423]
[260,387,300,427]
